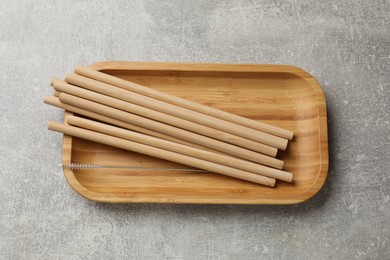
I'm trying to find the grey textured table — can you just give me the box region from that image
[1,1,389,259]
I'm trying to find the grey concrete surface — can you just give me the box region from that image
[0,0,389,259]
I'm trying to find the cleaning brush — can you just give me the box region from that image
[60,163,207,172]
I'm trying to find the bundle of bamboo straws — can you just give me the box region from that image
[44,66,294,187]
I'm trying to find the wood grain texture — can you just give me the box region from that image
[61,62,329,204]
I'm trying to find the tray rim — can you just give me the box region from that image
[61,61,329,204]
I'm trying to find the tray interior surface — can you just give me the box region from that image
[63,63,328,204]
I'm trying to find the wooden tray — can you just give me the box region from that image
[62,62,328,204]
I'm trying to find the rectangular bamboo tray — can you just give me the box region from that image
[61,62,328,204]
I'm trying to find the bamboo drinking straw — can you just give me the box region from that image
[50,78,62,97]
[48,122,276,187]
[67,115,293,182]
[66,73,288,150]
[54,81,279,157]
[46,95,274,160]
[75,66,294,140]
[44,96,209,149]
[50,77,62,86]
[57,93,284,168]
